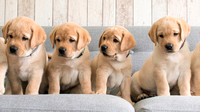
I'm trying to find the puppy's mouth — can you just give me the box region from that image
[58,53,76,59]
[102,52,109,57]
[102,51,116,58]
[9,52,17,55]
[58,54,72,58]
[166,50,174,53]
[59,54,66,57]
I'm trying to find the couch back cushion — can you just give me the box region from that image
[1,26,200,73]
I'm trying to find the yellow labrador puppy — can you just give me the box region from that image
[2,16,47,95]
[91,26,136,104]
[0,38,7,95]
[191,42,200,95]
[131,16,191,101]
[47,22,93,94]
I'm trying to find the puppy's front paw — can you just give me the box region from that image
[126,99,135,106]
[96,90,106,94]
[0,86,5,95]
[137,93,149,101]
[84,91,95,94]
[25,92,38,95]
[131,102,135,106]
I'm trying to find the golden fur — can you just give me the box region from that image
[91,26,136,105]
[191,42,200,95]
[2,16,47,95]
[0,38,7,95]
[43,22,93,94]
[131,16,191,101]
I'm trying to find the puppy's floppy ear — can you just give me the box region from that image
[98,30,106,48]
[120,30,136,52]
[176,18,190,41]
[2,19,13,44]
[148,22,158,44]
[30,24,47,49]
[49,27,58,48]
[76,27,91,50]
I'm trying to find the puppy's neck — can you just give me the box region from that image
[74,48,85,59]
[26,46,39,57]
[179,39,186,50]
[105,50,130,62]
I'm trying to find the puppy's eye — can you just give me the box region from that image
[113,38,119,43]
[56,39,60,42]
[159,34,164,38]
[174,33,179,36]
[22,37,28,41]
[9,35,13,39]
[103,37,106,40]
[69,39,75,43]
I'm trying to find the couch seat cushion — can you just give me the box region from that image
[0,94,134,112]
[134,96,200,112]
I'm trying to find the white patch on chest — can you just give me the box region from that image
[166,64,180,88]
[60,67,79,90]
[107,71,123,91]
[18,59,30,81]
[163,54,182,88]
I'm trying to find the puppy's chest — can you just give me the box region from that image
[17,61,31,81]
[165,65,180,87]
[60,67,79,90]
[160,55,183,87]
[107,71,124,90]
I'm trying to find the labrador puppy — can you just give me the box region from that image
[191,42,200,95]
[91,26,136,105]
[131,16,191,101]
[0,38,7,95]
[2,16,47,95]
[47,22,93,94]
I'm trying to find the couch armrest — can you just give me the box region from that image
[134,96,200,112]
[0,94,134,112]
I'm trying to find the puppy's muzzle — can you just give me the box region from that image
[165,43,173,52]
[101,45,110,57]
[59,47,66,56]
[10,46,18,54]
[101,45,108,52]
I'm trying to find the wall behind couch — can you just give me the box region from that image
[0,0,200,26]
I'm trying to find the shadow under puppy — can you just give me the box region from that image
[45,22,93,94]
[0,38,7,95]
[91,26,136,105]
[2,16,47,95]
[131,16,191,102]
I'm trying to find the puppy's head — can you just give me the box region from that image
[2,16,46,57]
[99,26,136,58]
[148,16,190,53]
[50,22,91,59]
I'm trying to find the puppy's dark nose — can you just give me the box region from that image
[101,45,108,52]
[165,43,173,51]
[59,47,66,55]
[10,46,18,54]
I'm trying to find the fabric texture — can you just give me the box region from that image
[0,94,134,112]
[134,96,200,112]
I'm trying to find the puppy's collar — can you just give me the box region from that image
[27,46,39,57]
[180,39,186,50]
[126,50,134,58]
[76,48,85,58]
